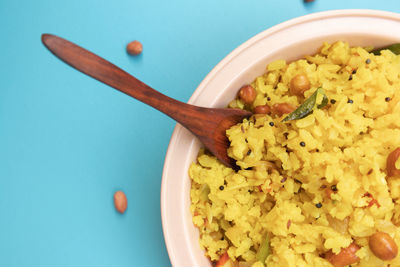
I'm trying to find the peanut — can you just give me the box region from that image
[271,103,296,116]
[114,191,128,214]
[290,74,311,96]
[325,242,360,267]
[369,232,398,261]
[254,104,271,114]
[126,40,143,55]
[386,147,400,177]
[238,85,256,104]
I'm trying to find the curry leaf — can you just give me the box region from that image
[256,234,270,265]
[282,88,327,122]
[372,43,400,55]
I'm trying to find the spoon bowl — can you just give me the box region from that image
[41,34,251,169]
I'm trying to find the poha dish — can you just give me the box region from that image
[189,41,400,267]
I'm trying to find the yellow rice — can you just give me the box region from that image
[189,41,400,267]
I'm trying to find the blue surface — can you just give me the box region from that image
[1,0,400,266]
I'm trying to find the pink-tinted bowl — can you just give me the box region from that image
[161,9,400,267]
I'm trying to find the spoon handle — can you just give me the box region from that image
[41,34,191,120]
[41,34,252,168]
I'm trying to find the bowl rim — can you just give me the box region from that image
[161,9,400,267]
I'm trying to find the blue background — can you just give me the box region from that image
[1,0,399,266]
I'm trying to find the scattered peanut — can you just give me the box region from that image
[369,232,398,261]
[271,103,296,116]
[290,74,311,96]
[114,191,128,213]
[254,104,271,114]
[386,147,400,176]
[126,40,143,55]
[325,242,360,267]
[238,85,256,104]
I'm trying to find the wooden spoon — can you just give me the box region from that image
[41,34,252,169]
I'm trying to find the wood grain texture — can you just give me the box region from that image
[41,34,251,168]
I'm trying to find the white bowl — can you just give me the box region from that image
[161,9,400,267]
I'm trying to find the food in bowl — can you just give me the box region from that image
[189,41,400,266]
